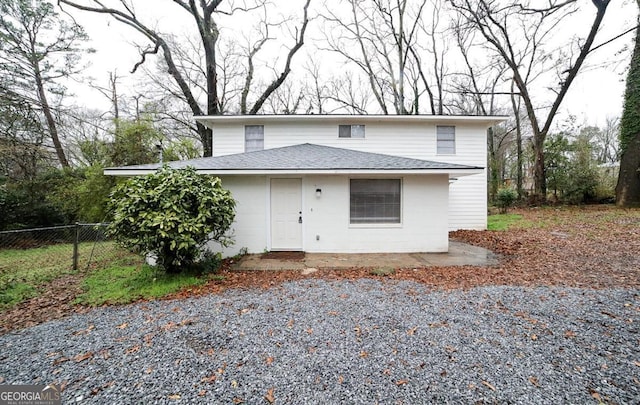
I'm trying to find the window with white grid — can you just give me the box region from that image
[350,179,401,224]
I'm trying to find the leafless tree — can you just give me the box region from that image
[58,0,311,157]
[450,0,612,201]
[321,0,439,114]
[597,116,620,165]
[450,15,514,200]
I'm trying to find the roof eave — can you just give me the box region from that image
[195,114,508,128]
[104,168,483,178]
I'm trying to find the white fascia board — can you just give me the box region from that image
[104,168,483,178]
[195,114,509,128]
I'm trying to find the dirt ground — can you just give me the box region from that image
[2,206,639,333]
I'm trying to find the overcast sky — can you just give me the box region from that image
[62,0,637,128]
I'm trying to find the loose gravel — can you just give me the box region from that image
[1,279,639,404]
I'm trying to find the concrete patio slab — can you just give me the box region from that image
[231,240,499,271]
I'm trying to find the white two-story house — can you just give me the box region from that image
[105,115,506,256]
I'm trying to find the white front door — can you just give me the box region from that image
[270,178,303,251]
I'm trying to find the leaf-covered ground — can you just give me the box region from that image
[1,205,638,334]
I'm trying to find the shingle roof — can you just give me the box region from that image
[105,143,481,172]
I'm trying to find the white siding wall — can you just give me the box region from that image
[212,121,488,230]
[208,174,449,256]
[302,174,449,253]
[206,176,268,257]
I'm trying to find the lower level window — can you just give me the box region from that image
[350,179,401,224]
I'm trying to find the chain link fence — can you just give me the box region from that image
[0,223,127,272]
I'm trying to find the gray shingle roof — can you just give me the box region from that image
[105,143,481,172]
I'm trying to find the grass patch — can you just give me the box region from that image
[488,213,525,231]
[0,242,139,311]
[0,282,37,309]
[76,264,207,306]
[370,267,396,277]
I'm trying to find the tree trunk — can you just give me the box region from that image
[34,66,69,168]
[196,122,213,158]
[516,122,523,199]
[510,81,523,198]
[487,126,499,202]
[615,0,640,207]
[533,132,546,203]
[616,134,640,207]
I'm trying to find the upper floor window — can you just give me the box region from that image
[436,125,456,155]
[245,125,264,152]
[339,124,365,139]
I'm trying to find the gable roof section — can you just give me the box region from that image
[104,143,483,177]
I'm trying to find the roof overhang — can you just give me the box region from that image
[104,167,483,178]
[195,114,508,129]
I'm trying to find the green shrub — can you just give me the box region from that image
[496,188,517,213]
[189,250,223,274]
[107,166,236,273]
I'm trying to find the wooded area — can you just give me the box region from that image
[1,0,638,231]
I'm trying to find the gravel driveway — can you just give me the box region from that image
[1,279,639,404]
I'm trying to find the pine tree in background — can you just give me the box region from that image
[616,0,640,207]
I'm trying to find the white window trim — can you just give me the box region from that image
[338,124,366,139]
[436,125,456,155]
[245,125,264,152]
[348,178,403,228]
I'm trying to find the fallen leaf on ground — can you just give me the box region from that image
[162,322,177,331]
[396,380,408,386]
[482,381,496,391]
[125,345,140,354]
[116,322,128,329]
[528,376,540,387]
[73,352,93,362]
[53,357,69,365]
[167,394,181,400]
[73,324,95,335]
[407,327,417,336]
[201,374,216,383]
[264,388,275,404]
[266,356,274,365]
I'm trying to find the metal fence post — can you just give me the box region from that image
[73,222,80,271]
